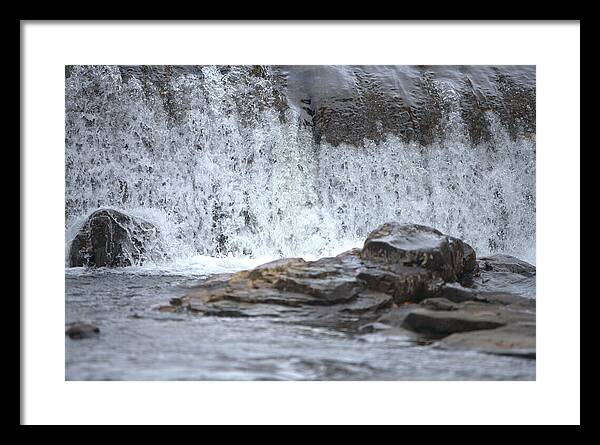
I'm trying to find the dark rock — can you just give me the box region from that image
[401,308,506,338]
[433,282,536,308]
[473,254,536,298]
[169,297,184,306]
[478,254,536,276]
[437,322,535,358]
[356,262,440,303]
[397,292,535,341]
[69,209,163,267]
[361,223,477,282]
[65,322,100,339]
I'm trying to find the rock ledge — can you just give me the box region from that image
[162,223,535,358]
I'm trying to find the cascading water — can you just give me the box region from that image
[65,65,536,267]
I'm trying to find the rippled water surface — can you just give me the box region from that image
[66,267,535,381]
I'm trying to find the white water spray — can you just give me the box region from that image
[65,66,536,267]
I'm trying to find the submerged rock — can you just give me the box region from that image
[69,209,163,268]
[66,322,100,339]
[401,308,507,338]
[162,222,536,357]
[438,323,536,358]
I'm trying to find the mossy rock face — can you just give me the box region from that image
[69,209,162,268]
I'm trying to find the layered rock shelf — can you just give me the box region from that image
[160,222,536,358]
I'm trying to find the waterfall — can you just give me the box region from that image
[65,65,536,265]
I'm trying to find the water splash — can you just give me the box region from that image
[65,65,536,266]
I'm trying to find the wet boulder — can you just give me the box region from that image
[361,223,478,282]
[66,322,100,339]
[472,254,536,299]
[69,209,162,267]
